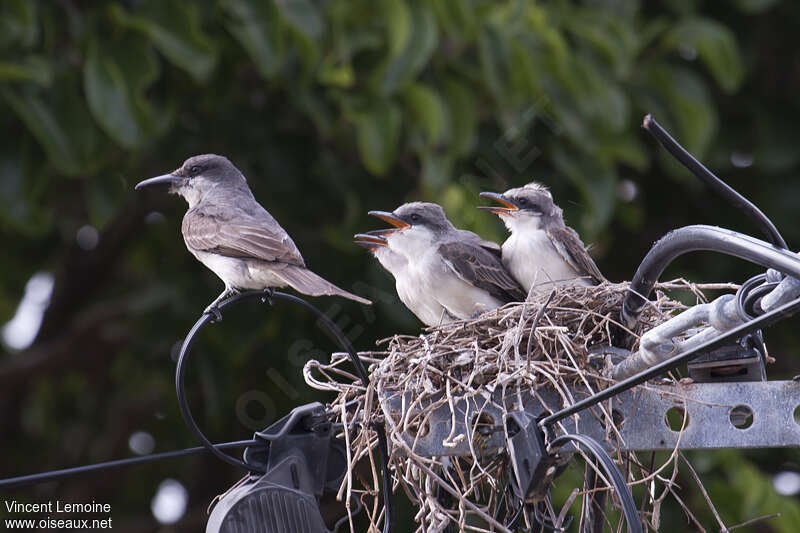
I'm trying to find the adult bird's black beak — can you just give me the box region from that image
[478,192,519,214]
[368,210,411,229]
[134,173,182,190]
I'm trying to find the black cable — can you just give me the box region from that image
[735,274,769,320]
[542,294,800,427]
[549,434,642,533]
[0,440,258,490]
[642,114,787,250]
[621,225,800,330]
[175,289,392,532]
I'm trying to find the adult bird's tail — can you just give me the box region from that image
[276,265,372,305]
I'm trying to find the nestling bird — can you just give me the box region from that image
[354,230,453,326]
[479,183,605,292]
[368,202,525,322]
[135,154,371,317]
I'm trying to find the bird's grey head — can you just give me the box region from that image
[135,154,250,208]
[368,202,454,257]
[479,182,561,232]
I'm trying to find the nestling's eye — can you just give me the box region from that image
[189,165,202,176]
[517,197,529,206]
[410,213,421,223]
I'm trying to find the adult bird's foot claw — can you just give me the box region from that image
[261,288,275,305]
[203,305,223,323]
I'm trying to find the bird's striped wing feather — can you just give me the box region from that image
[438,241,526,302]
[182,209,305,267]
[545,225,605,284]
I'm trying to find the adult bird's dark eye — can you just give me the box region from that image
[190,166,201,176]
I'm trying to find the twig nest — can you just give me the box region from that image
[305,280,722,532]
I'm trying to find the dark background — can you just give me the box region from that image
[2,0,800,531]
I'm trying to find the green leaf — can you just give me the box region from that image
[383,0,411,55]
[0,153,51,235]
[478,24,510,101]
[0,56,52,86]
[734,0,779,13]
[402,83,446,145]
[274,0,323,40]
[552,145,616,236]
[431,0,476,42]
[0,0,38,49]
[318,54,355,88]
[641,64,716,158]
[354,101,401,175]
[376,4,438,94]
[420,150,453,189]
[664,17,744,93]
[221,0,285,79]
[2,88,82,175]
[83,37,162,149]
[442,77,477,156]
[109,1,218,82]
[562,8,640,77]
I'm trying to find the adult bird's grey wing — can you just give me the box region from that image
[438,241,526,302]
[545,225,606,284]
[182,206,306,266]
[183,207,371,304]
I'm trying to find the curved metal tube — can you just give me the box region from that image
[175,289,393,532]
[621,225,800,329]
[613,295,741,381]
[549,433,642,533]
[643,114,787,250]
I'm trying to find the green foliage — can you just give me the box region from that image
[3,0,800,530]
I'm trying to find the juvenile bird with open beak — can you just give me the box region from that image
[367,202,525,323]
[354,229,452,326]
[479,183,605,293]
[136,154,370,317]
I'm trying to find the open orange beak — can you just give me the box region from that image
[478,192,519,215]
[368,210,410,229]
[354,233,388,245]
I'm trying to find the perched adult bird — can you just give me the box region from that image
[135,154,371,316]
[479,183,605,292]
[354,230,453,326]
[368,202,525,322]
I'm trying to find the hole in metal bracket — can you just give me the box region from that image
[665,406,688,432]
[406,416,430,439]
[730,405,754,429]
[471,412,496,437]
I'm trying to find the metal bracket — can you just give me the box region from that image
[385,380,800,456]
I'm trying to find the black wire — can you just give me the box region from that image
[642,114,787,250]
[176,311,254,470]
[736,274,768,320]
[176,289,392,533]
[549,434,642,533]
[0,440,258,490]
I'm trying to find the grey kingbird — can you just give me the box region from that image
[368,202,525,320]
[354,230,455,326]
[479,183,605,292]
[135,154,371,316]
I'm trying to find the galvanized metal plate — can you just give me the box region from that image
[383,380,800,456]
